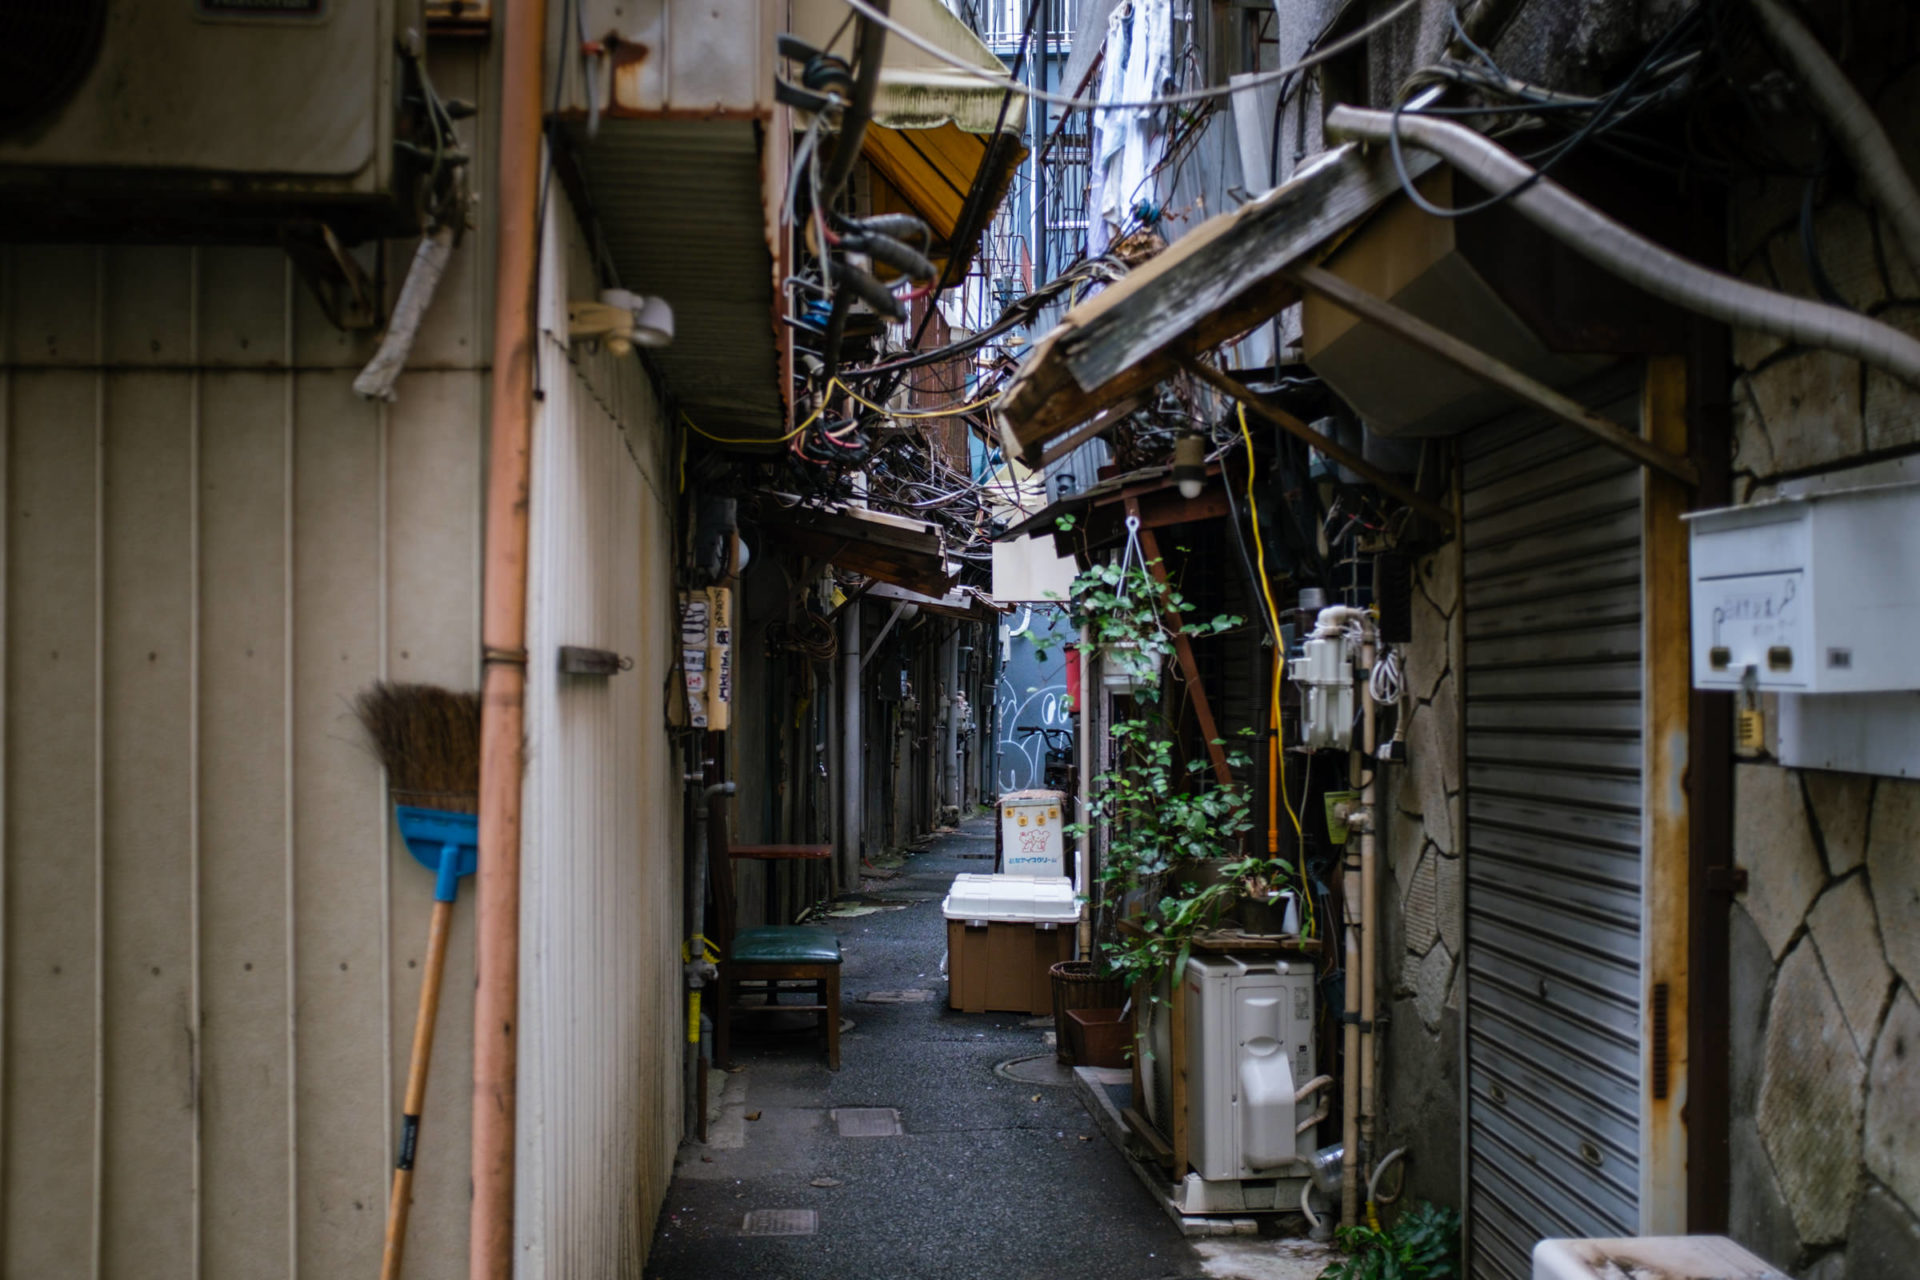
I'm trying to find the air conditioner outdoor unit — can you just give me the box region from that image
[0,1,441,242]
[1533,1236,1783,1280]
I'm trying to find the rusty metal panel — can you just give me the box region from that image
[1461,374,1646,1280]
[564,0,774,117]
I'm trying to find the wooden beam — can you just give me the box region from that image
[997,145,1436,465]
[1287,262,1700,485]
[1181,359,1458,530]
[1036,396,1141,467]
[1129,502,1233,786]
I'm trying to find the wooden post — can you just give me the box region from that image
[1126,500,1233,786]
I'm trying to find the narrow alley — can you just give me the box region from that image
[649,817,1199,1280]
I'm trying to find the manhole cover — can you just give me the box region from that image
[740,1209,818,1236]
[831,1107,903,1137]
[995,1053,1075,1087]
[860,989,935,1004]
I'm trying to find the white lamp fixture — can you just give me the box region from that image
[567,287,675,356]
[1173,433,1207,499]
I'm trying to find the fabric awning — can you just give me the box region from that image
[793,0,1028,280]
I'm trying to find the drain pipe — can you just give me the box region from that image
[685,777,736,1134]
[1356,634,1380,1219]
[943,627,962,818]
[471,0,545,1271]
[1327,106,1920,388]
[1747,0,1920,276]
[1075,624,1093,954]
[840,601,863,892]
[1326,616,1378,1228]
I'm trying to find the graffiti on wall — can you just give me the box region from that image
[994,606,1075,794]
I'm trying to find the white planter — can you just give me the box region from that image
[1100,641,1162,694]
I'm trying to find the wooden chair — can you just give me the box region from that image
[710,842,842,1071]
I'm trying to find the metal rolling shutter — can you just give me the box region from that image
[1461,391,1645,1279]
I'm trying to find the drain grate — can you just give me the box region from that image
[831,1107,903,1137]
[860,989,935,1004]
[740,1209,818,1236]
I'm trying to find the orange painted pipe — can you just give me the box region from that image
[471,0,547,1274]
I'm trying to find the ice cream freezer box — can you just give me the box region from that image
[942,873,1079,1015]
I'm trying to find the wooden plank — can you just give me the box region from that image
[1287,263,1699,484]
[1122,1107,1175,1168]
[1035,396,1141,468]
[1640,355,1691,1229]
[1183,360,1458,530]
[1131,512,1232,786]
[997,145,1434,462]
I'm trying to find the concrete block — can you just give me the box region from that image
[1416,538,1458,619]
[1732,255,1788,370]
[1733,377,1778,480]
[1728,171,1802,271]
[1844,1180,1920,1280]
[1434,852,1462,957]
[1404,584,1449,707]
[1734,764,1825,960]
[1864,305,1920,455]
[1867,778,1920,991]
[1767,200,1884,314]
[1807,876,1892,1056]
[1410,942,1452,1034]
[1744,350,1864,475]
[1402,848,1439,957]
[1864,987,1920,1219]
[1757,941,1866,1245]
[1802,770,1873,876]
[1730,904,1774,1117]
[1728,1116,1802,1272]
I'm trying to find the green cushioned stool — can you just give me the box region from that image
[712,845,842,1071]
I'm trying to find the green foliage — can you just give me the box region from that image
[1322,1202,1461,1280]
[1057,553,1255,986]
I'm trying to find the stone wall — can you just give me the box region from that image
[1723,8,1920,1274]
[1376,536,1464,1210]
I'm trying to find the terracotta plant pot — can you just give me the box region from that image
[1066,1007,1131,1069]
[1050,960,1127,1065]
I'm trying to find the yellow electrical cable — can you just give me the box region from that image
[683,404,822,446]
[830,377,1000,419]
[1243,403,1315,939]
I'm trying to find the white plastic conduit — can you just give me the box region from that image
[1747,0,1920,277]
[1326,105,1920,390]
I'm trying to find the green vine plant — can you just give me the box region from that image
[1048,544,1267,989]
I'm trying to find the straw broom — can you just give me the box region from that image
[353,682,480,1280]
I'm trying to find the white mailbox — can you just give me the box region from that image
[1685,478,1920,694]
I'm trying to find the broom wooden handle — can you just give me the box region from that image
[381,896,454,1280]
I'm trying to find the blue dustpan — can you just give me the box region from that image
[395,805,479,902]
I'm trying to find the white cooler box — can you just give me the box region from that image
[942,873,1078,1015]
[998,789,1069,878]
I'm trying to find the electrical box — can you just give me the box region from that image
[1686,478,1920,694]
[1183,956,1318,1181]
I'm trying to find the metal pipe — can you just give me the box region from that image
[943,628,962,815]
[685,780,735,1134]
[1358,635,1379,1215]
[817,0,892,204]
[1076,624,1093,954]
[1327,106,1920,389]
[840,602,863,892]
[1747,0,1920,276]
[470,0,546,1269]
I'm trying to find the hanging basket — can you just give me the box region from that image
[1050,960,1128,1065]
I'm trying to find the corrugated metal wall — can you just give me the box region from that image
[1460,388,1645,1279]
[514,193,683,1278]
[0,237,486,1278]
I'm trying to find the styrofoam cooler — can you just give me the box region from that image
[942,873,1079,1014]
[997,789,1068,877]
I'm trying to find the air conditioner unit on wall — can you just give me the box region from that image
[0,0,445,243]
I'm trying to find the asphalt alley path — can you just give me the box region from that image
[644,814,1206,1280]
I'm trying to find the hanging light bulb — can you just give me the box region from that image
[1173,433,1206,499]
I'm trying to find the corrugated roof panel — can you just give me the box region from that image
[570,119,788,442]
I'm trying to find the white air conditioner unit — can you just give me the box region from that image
[1179,956,1318,1181]
[0,1,438,242]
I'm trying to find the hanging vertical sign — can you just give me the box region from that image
[678,592,711,729]
[705,585,733,731]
